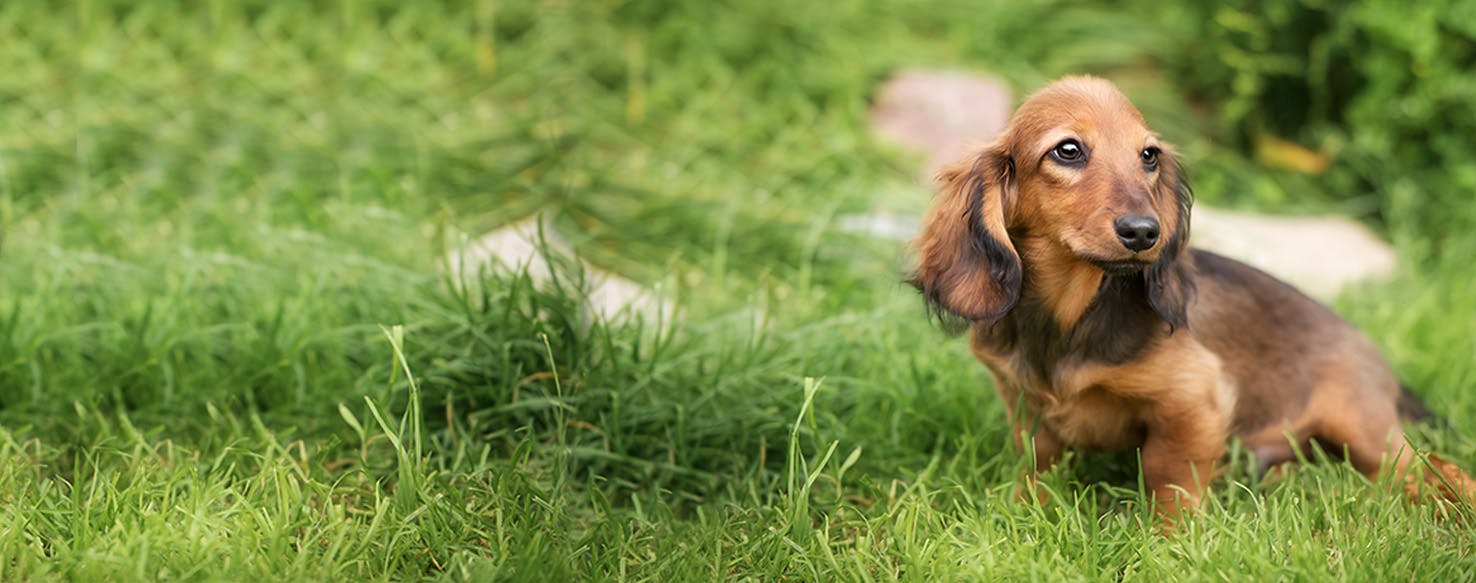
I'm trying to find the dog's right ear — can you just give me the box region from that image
[908,146,1022,332]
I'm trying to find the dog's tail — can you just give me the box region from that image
[1398,382,1455,435]
[1397,382,1437,423]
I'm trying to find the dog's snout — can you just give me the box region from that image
[1113,215,1160,252]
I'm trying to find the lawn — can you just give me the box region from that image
[2,0,1474,580]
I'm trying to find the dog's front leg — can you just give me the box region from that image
[1140,401,1228,521]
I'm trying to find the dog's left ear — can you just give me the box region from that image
[1146,152,1195,331]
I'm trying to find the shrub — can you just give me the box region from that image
[1142,0,1476,249]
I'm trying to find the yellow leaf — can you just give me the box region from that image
[1254,131,1329,174]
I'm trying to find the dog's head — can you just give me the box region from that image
[909,76,1193,330]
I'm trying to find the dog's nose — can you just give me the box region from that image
[1113,215,1160,252]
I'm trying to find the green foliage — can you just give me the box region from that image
[1141,0,1476,246]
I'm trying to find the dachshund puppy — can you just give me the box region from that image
[909,76,1471,518]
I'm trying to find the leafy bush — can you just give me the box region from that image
[1141,0,1476,250]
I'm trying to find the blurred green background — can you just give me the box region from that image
[1,0,1474,579]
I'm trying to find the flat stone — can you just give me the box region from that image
[443,216,673,326]
[1190,207,1395,300]
[836,211,919,241]
[870,70,1012,177]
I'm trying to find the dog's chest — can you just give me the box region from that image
[1037,383,1146,450]
[973,342,1148,451]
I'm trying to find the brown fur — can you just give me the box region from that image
[910,76,1473,520]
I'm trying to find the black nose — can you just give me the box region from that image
[1114,215,1160,252]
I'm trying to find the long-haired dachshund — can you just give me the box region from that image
[909,76,1473,519]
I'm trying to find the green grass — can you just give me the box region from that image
[1,0,1474,580]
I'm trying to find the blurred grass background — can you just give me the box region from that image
[0,0,1474,579]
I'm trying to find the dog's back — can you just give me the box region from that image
[1185,250,1403,467]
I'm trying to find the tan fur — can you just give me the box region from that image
[911,76,1474,523]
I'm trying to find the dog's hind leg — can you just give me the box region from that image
[1315,399,1476,504]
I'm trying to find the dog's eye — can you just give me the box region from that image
[1142,147,1161,169]
[1051,140,1085,164]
